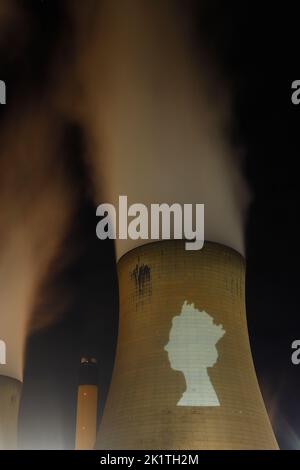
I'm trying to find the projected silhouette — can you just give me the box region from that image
[165,301,225,406]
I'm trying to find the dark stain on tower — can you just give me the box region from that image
[130,262,151,296]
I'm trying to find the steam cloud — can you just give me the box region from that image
[0,0,250,381]
[67,0,250,260]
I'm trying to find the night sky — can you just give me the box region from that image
[0,1,299,449]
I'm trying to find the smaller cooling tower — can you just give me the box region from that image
[97,241,278,449]
[0,375,22,449]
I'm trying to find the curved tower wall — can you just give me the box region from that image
[97,241,278,449]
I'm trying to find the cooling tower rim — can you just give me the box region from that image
[117,239,245,265]
[0,375,22,387]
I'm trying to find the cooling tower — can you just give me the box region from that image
[77,0,278,450]
[0,376,22,449]
[97,241,278,449]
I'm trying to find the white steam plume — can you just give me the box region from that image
[0,105,77,381]
[67,0,250,259]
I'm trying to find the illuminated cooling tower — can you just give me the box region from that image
[97,241,278,449]
[86,0,278,450]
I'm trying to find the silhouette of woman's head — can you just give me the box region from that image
[165,301,225,370]
[165,301,225,406]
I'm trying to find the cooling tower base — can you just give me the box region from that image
[0,375,22,450]
[97,240,278,450]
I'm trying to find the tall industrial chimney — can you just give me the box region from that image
[75,357,98,450]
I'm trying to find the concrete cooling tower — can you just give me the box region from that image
[97,241,278,449]
[75,358,98,450]
[88,1,279,450]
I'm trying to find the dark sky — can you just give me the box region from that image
[0,1,299,449]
